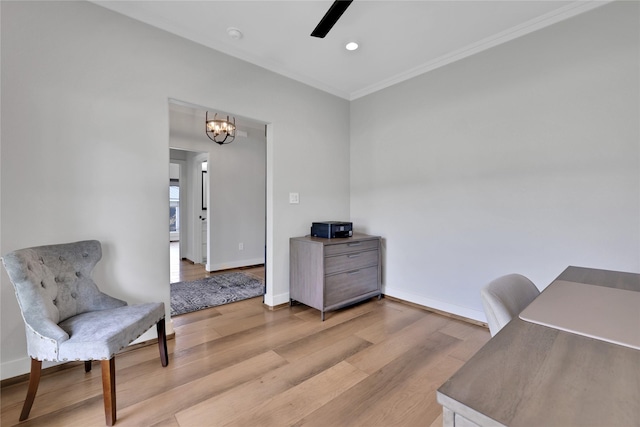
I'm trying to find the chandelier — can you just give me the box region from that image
[205,112,236,145]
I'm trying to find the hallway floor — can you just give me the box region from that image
[170,241,264,284]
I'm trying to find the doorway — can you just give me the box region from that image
[168,101,267,310]
[169,149,209,283]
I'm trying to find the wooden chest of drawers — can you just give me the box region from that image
[289,233,381,320]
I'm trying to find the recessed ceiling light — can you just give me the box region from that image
[345,41,359,51]
[227,27,243,40]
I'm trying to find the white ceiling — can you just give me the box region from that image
[93,0,608,100]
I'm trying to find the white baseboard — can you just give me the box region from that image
[383,286,486,323]
[263,287,484,324]
[2,357,34,381]
[206,257,264,272]
[264,291,289,308]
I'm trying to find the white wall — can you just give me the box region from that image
[169,106,266,271]
[0,1,350,379]
[208,129,266,271]
[350,1,639,321]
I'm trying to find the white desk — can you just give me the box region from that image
[437,266,640,427]
[520,280,640,350]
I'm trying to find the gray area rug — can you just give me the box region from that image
[170,272,265,316]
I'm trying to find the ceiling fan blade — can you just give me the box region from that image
[310,0,353,38]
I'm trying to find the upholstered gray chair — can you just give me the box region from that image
[2,240,168,426]
[480,273,540,337]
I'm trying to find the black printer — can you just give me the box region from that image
[311,221,353,238]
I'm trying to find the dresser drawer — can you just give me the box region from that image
[290,233,382,320]
[325,265,379,306]
[324,249,378,276]
[324,239,379,256]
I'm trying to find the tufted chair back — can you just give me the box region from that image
[2,240,126,360]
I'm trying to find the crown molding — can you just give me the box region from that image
[349,0,613,101]
[93,0,612,102]
[92,1,352,100]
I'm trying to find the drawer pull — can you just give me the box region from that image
[347,242,362,247]
[347,254,361,258]
[347,270,361,275]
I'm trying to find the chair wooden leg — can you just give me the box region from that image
[19,358,42,421]
[85,360,92,373]
[157,319,169,367]
[101,358,116,426]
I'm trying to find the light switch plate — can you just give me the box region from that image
[289,192,299,204]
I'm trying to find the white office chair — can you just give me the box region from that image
[480,274,540,336]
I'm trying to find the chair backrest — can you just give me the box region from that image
[480,274,540,336]
[2,241,126,351]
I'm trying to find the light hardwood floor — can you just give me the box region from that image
[1,293,489,427]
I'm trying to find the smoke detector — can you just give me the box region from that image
[227,27,243,40]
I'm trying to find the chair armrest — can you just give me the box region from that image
[23,317,69,360]
[27,316,69,343]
